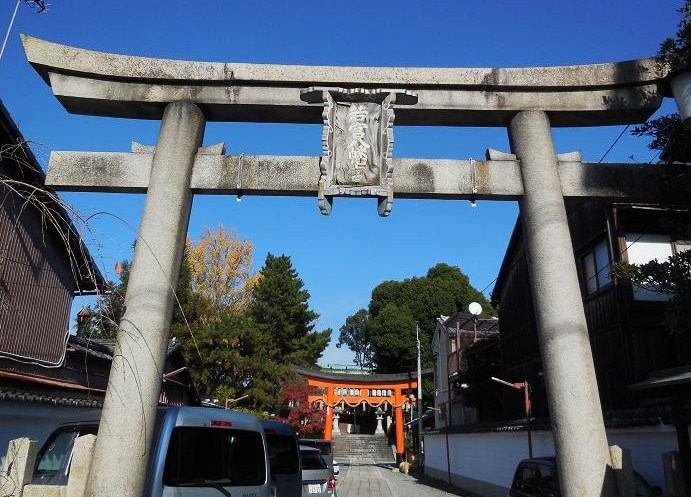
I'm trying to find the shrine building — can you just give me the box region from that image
[293,365,420,462]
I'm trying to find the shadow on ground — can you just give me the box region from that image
[387,467,483,497]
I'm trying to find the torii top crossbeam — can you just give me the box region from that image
[22,34,664,126]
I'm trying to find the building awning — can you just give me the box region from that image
[629,366,691,390]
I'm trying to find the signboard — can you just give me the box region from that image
[301,87,417,216]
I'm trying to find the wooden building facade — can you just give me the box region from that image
[0,100,101,365]
[493,201,691,420]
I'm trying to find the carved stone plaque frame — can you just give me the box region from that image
[301,87,417,216]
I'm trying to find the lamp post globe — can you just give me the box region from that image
[468,302,482,316]
[468,302,482,343]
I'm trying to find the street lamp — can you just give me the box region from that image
[408,393,416,424]
[492,376,533,457]
[468,302,482,343]
[225,394,249,409]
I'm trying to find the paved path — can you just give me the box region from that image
[336,458,478,497]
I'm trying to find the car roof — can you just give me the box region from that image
[299,445,322,453]
[519,457,556,464]
[261,420,298,435]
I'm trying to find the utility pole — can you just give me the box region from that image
[416,322,423,454]
[1,1,46,63]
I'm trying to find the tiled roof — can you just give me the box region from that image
[0,386,103,408]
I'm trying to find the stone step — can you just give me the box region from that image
[332,435,393,462]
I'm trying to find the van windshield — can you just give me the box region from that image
[300,451,327,470]
[266,434,299,474]
[163,427,266,487]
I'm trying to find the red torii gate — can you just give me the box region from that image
[294,366,419,462]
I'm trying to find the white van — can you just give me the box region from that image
[32,407,272,497]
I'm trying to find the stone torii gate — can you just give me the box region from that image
[21,34,688,497]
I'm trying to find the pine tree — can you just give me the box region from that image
[173,312,283,410]
[249,254,331,367]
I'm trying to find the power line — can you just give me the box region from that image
[0,1,47,63]
[598,125,630,163]
[481,124,648,298]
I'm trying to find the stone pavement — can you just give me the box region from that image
[336,458,478,497]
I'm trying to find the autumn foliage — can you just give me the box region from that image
[80,226,331,414]
[187,226,260,318]
[280,377,326,438]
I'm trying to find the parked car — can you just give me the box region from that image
[508,457,662,497]
[32,421,99,485]
[299,439,334,473]
[262,420,302,497]
[299,445,337,497]
[31,407,272,497]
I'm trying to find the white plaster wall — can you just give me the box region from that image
[425,430,554,491]
[423,425,685,494]
[0,403,101,468]
[608,426,681,488]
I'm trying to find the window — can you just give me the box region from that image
[581,239,612,295]
[32,423,98,485]
[515,465,537,492]
[299,451,327,470]
[675,240,691,253]
[536,464,556,493]
[163,427,266,487]
[625,233,673,301]
[266,434,299,474]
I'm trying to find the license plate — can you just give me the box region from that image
[308,483,322,493]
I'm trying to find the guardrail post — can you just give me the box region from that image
[66,435,96,497]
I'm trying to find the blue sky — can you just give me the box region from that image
[0,0,682,366]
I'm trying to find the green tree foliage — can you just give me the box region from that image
[618,2,691,338]
[367,303,418,373]
[656,1,691,73]
[250,254,331,367]
[78,229,294,412]
[345,263,493,373]
[633,1,691,165]
[336,309,373,369]
[611,251,691,336]
[456,337,503,421]
[173,313,282,410]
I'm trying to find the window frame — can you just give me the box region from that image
[580,238,612,296]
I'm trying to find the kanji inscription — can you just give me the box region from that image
[300,87,418,216]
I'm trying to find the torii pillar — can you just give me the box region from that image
[324,386,335,441]
[393,388,405,463]
[87,102,205,497]
[509,110,616,497]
